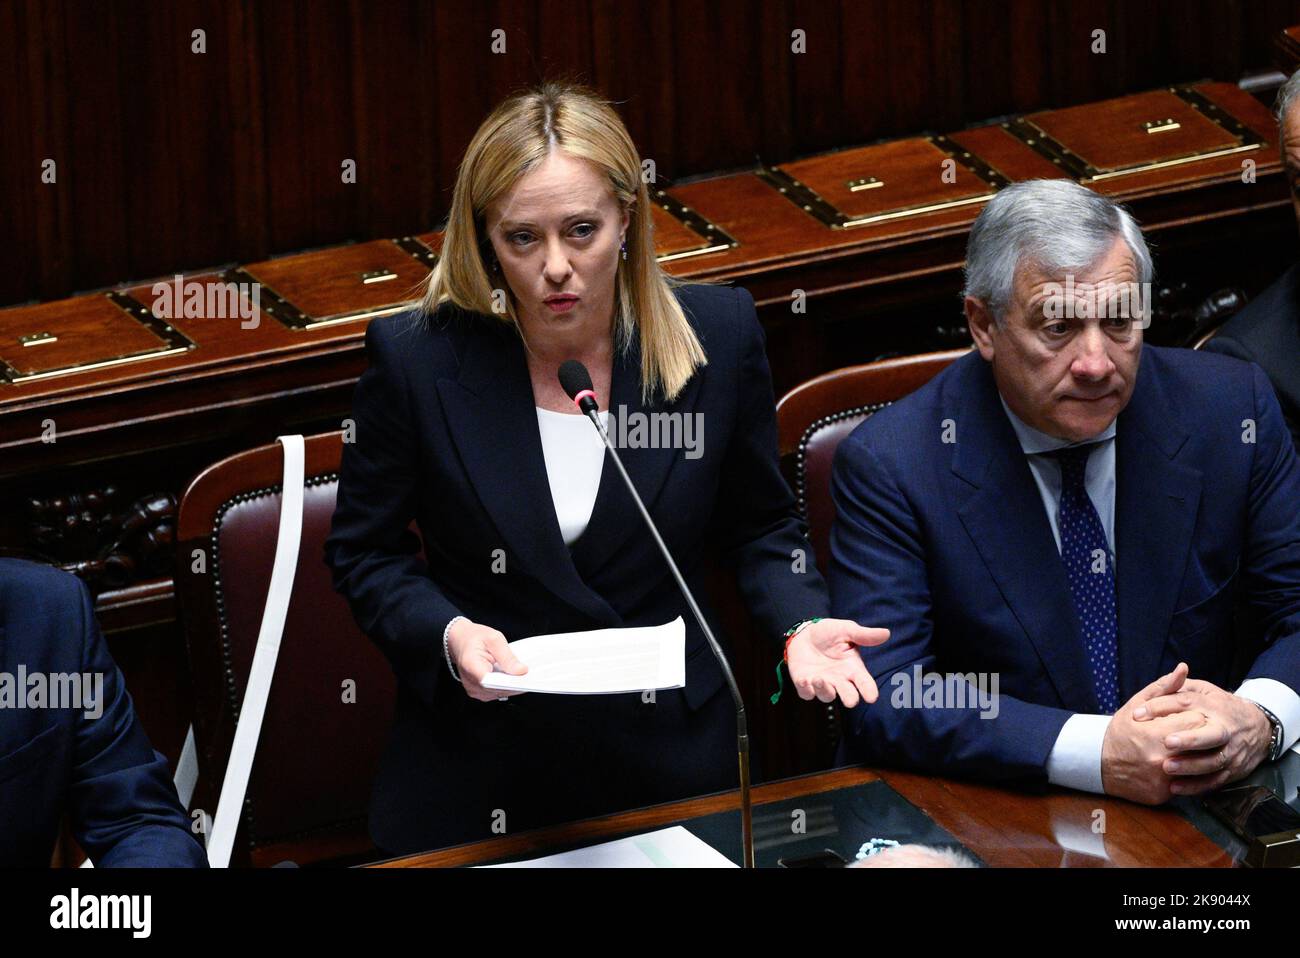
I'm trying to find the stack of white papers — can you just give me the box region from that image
[481,617,686,695]
[480,826,737,868]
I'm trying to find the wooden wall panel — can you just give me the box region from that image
[590,0,680,174]
[6,0,1300,307]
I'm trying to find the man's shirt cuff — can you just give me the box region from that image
[1235,677,1300,755]
[1045,713,1110,793]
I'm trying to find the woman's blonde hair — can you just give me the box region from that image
[419,81,707,403]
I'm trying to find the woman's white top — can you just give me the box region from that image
[535,406,608,546]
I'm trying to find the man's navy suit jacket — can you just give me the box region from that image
[829,346,1300,781]
[0,559,206,866]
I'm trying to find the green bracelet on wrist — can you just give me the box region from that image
[770,617,823,705]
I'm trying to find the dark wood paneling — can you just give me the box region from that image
[6,0,1300,306]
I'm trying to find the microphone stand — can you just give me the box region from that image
[582,408,755,869]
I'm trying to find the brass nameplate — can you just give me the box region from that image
[1145,119,1181,134]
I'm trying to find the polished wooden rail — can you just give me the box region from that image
[367,766,1233,868]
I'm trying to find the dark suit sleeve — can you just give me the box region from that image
[1240,363,1300,692]
[829,429,1072,781]
[325,318,462,703]
[66,579,207,867]
[1202,333,1250,363]
[712,287,830,647]
[1206,335,1300,451]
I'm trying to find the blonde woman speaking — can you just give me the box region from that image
[326,82,887,855]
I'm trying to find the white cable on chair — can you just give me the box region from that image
[205,435,306,868]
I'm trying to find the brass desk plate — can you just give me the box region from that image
[757,134,1010,230]
[1004,85,1265,184]
[0,291,195,385]
[224,236,440,331]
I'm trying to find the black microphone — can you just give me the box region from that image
[559,360,756,869]
[558,360,600,416]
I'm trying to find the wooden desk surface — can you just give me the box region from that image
[367,766,1235,868]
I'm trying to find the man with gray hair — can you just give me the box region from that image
[1204,71,1300,449]
[830,179,1300,805]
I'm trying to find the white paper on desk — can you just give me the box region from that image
[479,826,736,868]
[480,617,685,695]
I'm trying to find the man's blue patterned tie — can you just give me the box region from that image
[1051,443,1119,714]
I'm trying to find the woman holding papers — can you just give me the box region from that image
[325,82,887,855]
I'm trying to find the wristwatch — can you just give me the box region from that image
[1252,701,1285,763]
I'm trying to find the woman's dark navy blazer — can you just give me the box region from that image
[325,281,829,853]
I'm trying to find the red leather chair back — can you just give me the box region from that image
[175,432,396,866]
[777,350,969,577]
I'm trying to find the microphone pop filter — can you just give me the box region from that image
[558,360,594,401]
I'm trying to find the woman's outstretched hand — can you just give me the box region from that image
[785,619,889,709]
